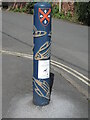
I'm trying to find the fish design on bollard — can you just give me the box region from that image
[35,41,51,60]
[33,26,47,37]
[33,77,50,99]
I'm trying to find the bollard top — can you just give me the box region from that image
[34,2,51,8]
[34,2,51,27]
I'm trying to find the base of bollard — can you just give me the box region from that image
[33,100,50,106]
[33,73,54,106]
[33,96,50,106]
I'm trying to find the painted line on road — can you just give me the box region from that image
[0,49,89,86]
[51,60,89,82]
[0,49,33,59]
[51,62,90,86]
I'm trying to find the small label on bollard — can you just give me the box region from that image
[38,60,50,79]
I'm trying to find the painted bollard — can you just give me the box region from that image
[33,2,51,106]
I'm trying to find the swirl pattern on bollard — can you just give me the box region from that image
[35,41,51,60]
[33,26,47,37]
[33,77,50,99]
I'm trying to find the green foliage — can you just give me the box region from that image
[25,2,35,14]
[75,2,90,25]
[10,2,90,25]
[52,3,89,25]
[13,8,21,12]
[10,2,35,14]
[52,4,59,17]
[52,4,72,20]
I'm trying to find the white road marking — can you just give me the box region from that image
[0,49,33,59]
[51,60,89,82]
[0,49,89,86]
[51,62,90,86]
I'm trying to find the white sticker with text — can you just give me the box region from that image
[38,60,50,79]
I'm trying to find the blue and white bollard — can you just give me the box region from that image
[33,2,52,106]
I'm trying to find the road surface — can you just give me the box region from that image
[2,11,88,76]
[1,11,88,118]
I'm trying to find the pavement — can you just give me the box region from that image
[1,11,88,118]
[2,54,88,118]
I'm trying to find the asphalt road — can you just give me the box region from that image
[2,11,88,76]
[1,11,88,118]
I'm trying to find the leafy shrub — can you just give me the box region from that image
[52,4,72,20]
[25,2,35,14]
[75,2,90,25]
[52,4,59,17]
[10,2,35,14]
[10,2,90,25]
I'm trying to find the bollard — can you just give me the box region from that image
[33,2,52,106]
